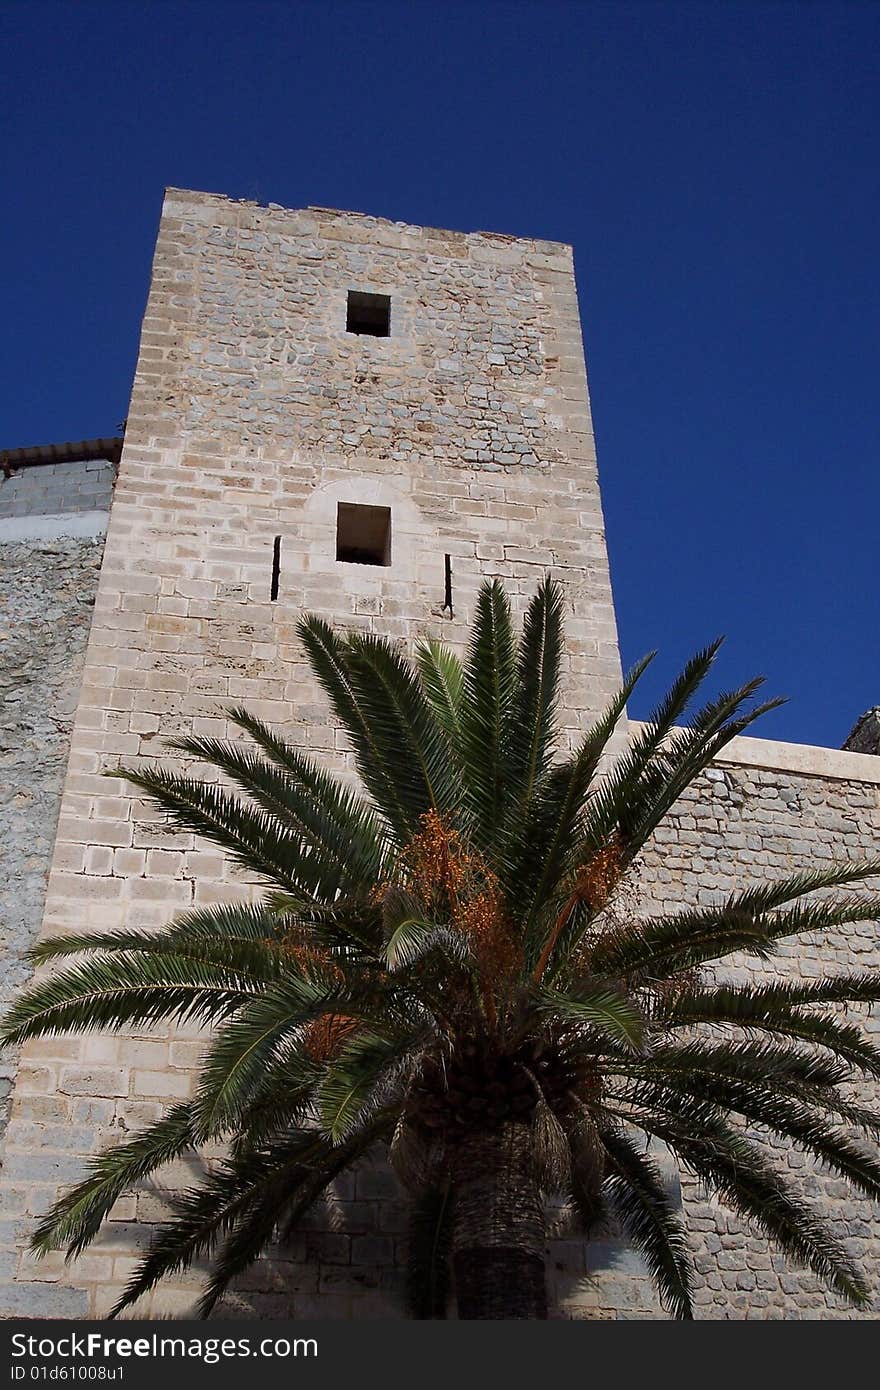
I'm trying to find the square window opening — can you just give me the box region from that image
[346,291,391,337]
[336,502,392,566]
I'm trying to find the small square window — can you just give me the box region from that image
[346,291,391,337]
[336,502,391,566]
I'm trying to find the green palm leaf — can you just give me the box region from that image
[316,1030,415,1143]
[517,653,653,965]
[384,917,471,972]
[189,974,348,1139]
[506,576,564,818]
[28,909,289,979]
[109,764,321,896]
[30,1103,197,1259]
[297,614,414,842]
[0,952,263,1047]
[228,706,388,874]
[107,1127,369,1319]
[653,1118,871,1307]
[344,631,459,821]
[415,640,464,744]
[589,888,880,978]
[170,735,376,894]
[538,985,645,1051]
[457,579,517,852]
[600,1126,693,1320]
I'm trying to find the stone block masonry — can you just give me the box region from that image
[0,460,115,527]
[0,191,877,1319]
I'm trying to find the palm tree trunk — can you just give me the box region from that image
[451,1122,548,1319]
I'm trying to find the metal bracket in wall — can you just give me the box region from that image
[443,553,454,617]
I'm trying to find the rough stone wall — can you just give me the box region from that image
[0,191,623,1317]
[845,710,880,756]
[638,756,880,1321]
[0,536,106,1142]
[0,455,112,1307]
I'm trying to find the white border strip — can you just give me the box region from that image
[627,721,880,786]
[0,510,109,542]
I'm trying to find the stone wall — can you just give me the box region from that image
[639,744,880,1320]
[0,192,877,1320]
[0,537,106,1142]
[0,460,115,529]
[0,452,112,1149]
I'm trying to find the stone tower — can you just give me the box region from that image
[0,191,624,1316]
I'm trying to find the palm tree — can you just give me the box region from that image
[3,579,880,1321]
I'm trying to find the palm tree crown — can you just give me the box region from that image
[3,578,880,1319]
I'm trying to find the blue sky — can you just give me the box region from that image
[2,1,877,748]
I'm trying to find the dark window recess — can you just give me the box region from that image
[346,291,391,337]
[270,535,281,601]
[336,502,391,566]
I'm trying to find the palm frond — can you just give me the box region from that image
[29,903,293,967]
[600,1125,693,1320]
[0,952,262,1047]
[28,920,288,988]
[667,1077,880,1200]
[415,641,464,745]
[516,653,653,962]
[457,579,517,853]
[343,631,459,821]
[108,1127,367,1318]
[30,1103,197,1259]
[628,1039,851,1089]
[198,1117,393,1319]
[384,917,471,973]
[567,643,727,870]
[316,1030,414,1143]
[721,862,880,915]
[658,980,880,1078]
[297,614,414,843]
[574,676,783,876]
[189,972,347,1139]
[661,974,880,1020]
[170,734,378,896]
[588,889,880,979]
[111,764,319,896]
[406,1185,454,1319]
[228,706,388,878]
[641,640,727,741]
[653,1118,871,1307]
[537,985,645,1051]
[506,577,564,820]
